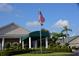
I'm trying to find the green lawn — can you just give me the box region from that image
[15,52,72,56]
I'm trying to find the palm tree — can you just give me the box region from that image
[51,32,63,44]
[51,32,60,44]
[61,26,72,43]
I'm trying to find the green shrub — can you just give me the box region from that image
[0,48,30,56]
[17,43,22,50]
[0,42,30,56]
[11,42,18,50]
[65,43,69,46]
[28,48,52,53]
[72,46,77,49]
[5,42,11,49]
[49,45,72,52]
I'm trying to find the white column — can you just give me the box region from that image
[29,37,31,48]
[45,37,48,48]
[22,41,24,49]
[35,40,37,48]
[19,37,21,43]
[2,37,4,50]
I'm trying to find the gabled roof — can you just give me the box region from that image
[68,36,79,43]
[60,36,79,43]
[0,23,30,38]
[68,36,79,44]
[0,23,19,35]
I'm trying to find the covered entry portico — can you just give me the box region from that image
[22,30,50,49]
[28,37,48,48]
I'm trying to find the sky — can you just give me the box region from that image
[0,3,79,36]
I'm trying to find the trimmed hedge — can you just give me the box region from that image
[0,43,72,56]
[49,45,72,52]
[0,47,72,56]
[0,48,30,56]
[0,48,50,56]
[29,48,52,53]
[28,46,72,54]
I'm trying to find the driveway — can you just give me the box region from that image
[71,50,79,56]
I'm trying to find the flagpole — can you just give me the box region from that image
[40,24,42,53]
[38,11,45,54]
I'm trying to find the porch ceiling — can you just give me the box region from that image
[0,34,28,38]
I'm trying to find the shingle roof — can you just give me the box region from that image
[0,23,30,38]
[61,36,79,43]
[0,23,19,35]
[68,36,79,43]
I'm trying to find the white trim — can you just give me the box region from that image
[22,41,24,49]
[29,37,31,48]
[45,37,48,48]
[2,37,4,50]
[19,37,21,43]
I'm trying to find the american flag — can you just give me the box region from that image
[39,11,45,25]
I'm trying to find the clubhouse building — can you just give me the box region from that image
[1,22,79,50]
[0,23,49,50]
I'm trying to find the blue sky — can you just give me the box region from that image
[0,3,79,36]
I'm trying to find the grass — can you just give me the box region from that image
[15,52,72,56]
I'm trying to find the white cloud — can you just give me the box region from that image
[55,19,69,28]
[0,3,13,12]
[71,33,76,36]
[26,21,40,27]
